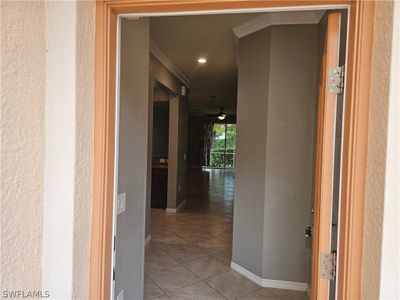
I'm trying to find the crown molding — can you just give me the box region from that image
[150,40,192,88]
[233,10,326,38]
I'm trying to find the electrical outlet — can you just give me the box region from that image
[117,193,126,214]
[116,290,124,300]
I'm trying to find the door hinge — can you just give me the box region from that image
[328,66,345,94]
[320,251,337,281]
[113,268,116,281]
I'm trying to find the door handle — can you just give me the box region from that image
[305,226,313,237]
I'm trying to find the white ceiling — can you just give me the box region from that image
[150,11,324,115]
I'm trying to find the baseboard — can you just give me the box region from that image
[230,261,308,292]
[230,261,263,285]
[145,234,152,247]
[262,278,308,292]
[166,198,186,213]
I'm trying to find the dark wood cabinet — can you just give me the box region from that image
[151,167,168,208]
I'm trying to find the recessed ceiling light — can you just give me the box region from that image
[197,57,207,64]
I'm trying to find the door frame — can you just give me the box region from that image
[90,1,375,299]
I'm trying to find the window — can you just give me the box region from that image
[210,123,236,169]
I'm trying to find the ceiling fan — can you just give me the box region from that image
[206,107,227,121]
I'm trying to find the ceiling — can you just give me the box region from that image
[150,13,263,116]
[149,11,324,116]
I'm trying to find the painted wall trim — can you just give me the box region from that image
[379,1,400,298]
[43,2,76,298]
[166,198,187,213]
[120,5,347,19]
[91,2,372,299]
[150,40,192,88]
[230,261,308,292]
[145,235,152,247]
[233,10,325,38]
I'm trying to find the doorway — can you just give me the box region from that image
[210,124,237,169]
[90,1,376,298]
[114,10,344,300]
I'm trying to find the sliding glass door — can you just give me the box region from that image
[210,123,236,169]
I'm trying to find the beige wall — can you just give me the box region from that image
[72,1,95,298]
[1,1,95,299]
[362,1,395,299]
[1,1,46,293]
[0,2,397,299]
[379,1,400,298]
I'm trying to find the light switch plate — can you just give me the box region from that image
[117,193,126,214]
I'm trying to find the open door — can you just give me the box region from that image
[311,12,344,300]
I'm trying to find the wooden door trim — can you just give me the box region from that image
[90,1,375,299]
[311,12,341,300]
[337,1,375,299]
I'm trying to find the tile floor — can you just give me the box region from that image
[145,168,308,300]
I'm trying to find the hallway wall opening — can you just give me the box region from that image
[112,8,347,300]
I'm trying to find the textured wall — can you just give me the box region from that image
[362,1,394,299]
[42,1,95,298]
[1,2,94,299]
[0,0,46,293]
[72,1,95,298]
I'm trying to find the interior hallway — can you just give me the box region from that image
[144,168,308,300]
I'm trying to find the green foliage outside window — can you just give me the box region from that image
[210,124,236,168]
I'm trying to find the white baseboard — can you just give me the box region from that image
[262,278,308,292]
[231,261,263,285]
[230,261,308,292]
[166,198,187,213]
[145,234,152,247]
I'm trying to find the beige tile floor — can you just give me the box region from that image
[145,168,308,300]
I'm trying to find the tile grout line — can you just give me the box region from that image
[146,169,236,299]
[202,279,230,300]
[145,273,171,300]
